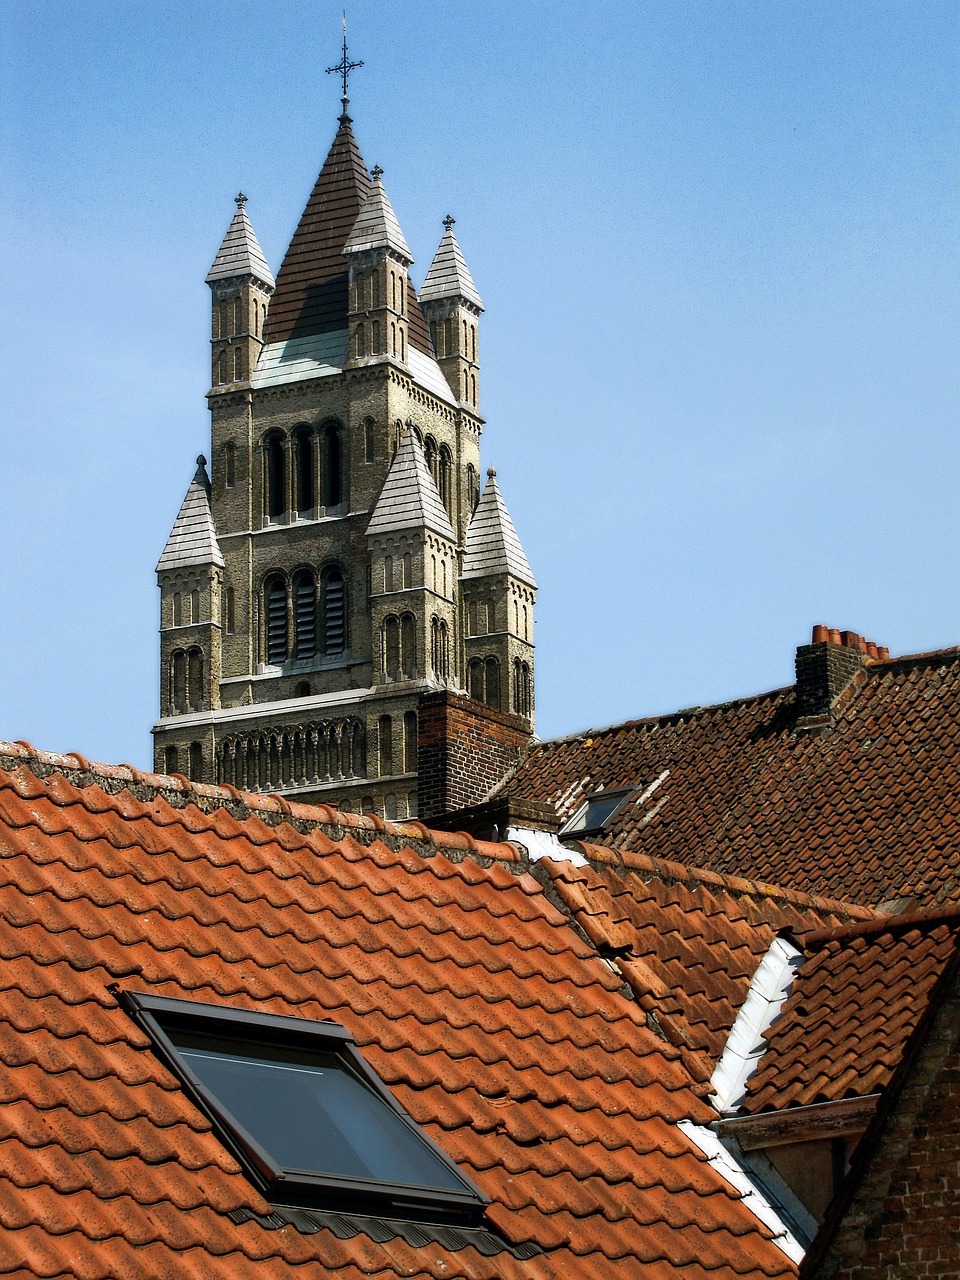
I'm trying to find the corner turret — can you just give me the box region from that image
[419,216,483,412]
[206,194,275,391]
[343,167,414,365]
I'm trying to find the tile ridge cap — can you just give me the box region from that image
[0,740,522,868]
[577,843,878,919]
[537,685,794,746]
[803,902,960,950]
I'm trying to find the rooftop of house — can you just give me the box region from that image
[494,630,960,909]
[0,739,808,1280]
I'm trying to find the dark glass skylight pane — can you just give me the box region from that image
[565,791,630,833]
[173,1036,464,1192]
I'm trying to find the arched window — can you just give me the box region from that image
[216,351,228,385]
[265,576,288,664]
[400,613,416,678]
[391,322,396,356]
[383,615,400,678]
[320,422,343,508]
[188,647,204,711]
[400,329,405,361]
[484,657,501,710]
[321,567,345,654]
[468,658,483,703]
[384,556,394,593]
[371,320,380,353]
[371,270,380,308]
[424,437,437,484]
[355,324,366,359]
[378,715,393,775]
[438,446,452,515]
[402,552,411,589]
[191,588,200,624]
[265,432,286,521]
[219,299,228,338]
[234,296,243,334]
[172,650,187,712]
[513,659,532,717]
[463,319,468,350]
[189,742,203,782]
[254,304,260,337]
[471,324,477,361]
[471,373,477,405]
[466,463,479,512]
[393,420,403,456]
[294,426,314,515]
[364,418,375,463]
[431,617,449,682]
[234,346,244,381]
[224,441,235,489]
[352,721,366,776]
[173,592,182,627]
[486,601,496,633]
[293,570,316,659]
[225,586,235,634]
[403,710,417,772]
[467,601,478,636]
[164,745,179,776]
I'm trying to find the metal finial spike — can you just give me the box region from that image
[235,192,247,208]
[326,12,363,107]
[443,214,455,230]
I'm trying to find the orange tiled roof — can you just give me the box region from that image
[537,851,875,1082]
[496,647,960,907]
[741,906,960,1114]
[0,741,797,1280]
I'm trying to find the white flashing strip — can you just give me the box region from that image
[710,935,803,1114]
[506,828,588,867]
[678,1120,805,1265]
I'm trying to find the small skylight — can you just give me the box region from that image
[560,788,634,838]
[120,993,488,1225]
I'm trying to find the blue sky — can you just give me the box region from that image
[2,1,958,767]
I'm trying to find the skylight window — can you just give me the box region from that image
[560,788,634,838]
[120,993,488,1225]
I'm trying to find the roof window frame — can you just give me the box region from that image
[559,787,635,839]
[118,991,489,1225]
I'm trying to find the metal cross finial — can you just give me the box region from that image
[371,165,384,181]
[443,214,456,230]
[235,192,247,208]
[326,12,363,110]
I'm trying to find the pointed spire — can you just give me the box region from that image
[205,195,275,287]
[263,117,372,345]
[462,469,535,585]
[419,215,483,310]
[366,427,456,541]
[343,167,413,262]
[157,456,224,572]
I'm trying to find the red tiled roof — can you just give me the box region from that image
[0,742,796,1280]
[537,851,875,1082]
[496,648,960,907]
[741,906,960,1114]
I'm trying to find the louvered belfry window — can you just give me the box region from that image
[322,569,345,655]
[266,578,288,665]
[294,573,316,659]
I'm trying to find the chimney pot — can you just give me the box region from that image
[866,641,878,659]
[828,628,842,645]
[812,625,829,644]
[841,631,860,650]
[878,646,890,661]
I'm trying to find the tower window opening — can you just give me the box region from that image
[293,571,317,660]
[470,374,476,405]
[467,601,478,636]
[400,329,405,361]
[371,319,380,353]
[294,426,314,515]
[164,746,179,776]
[224,441,236,489]
[188,742,203,782]
[173,592,182,627]
[403,710,417,772]
[438,446,452,516]
[219,299,228,338]
[471,325,476,362]
[402,552,411,589]
[393,420,403,456]
[265,433,286,521]
[364,417,375,463]
[372,270,380,308]
[431,617,449,682]
[400,613,416,678]
[172,650,187,713]
[234,346,244,381]
[379,714,393,775]
[321,567,346,655]
[468,658,483,703]
[188,647,204,711]
[225,587,235,635]
[484,657,501,710]
[216,351,228,385]
[321,423,343,508]
[190,588,200,624]
[424,437,437,485]
[265,576,288,665]
[234,296,243,334]
[355,323,366,359]
[383,616,400,679]
[513,659,532,718]
[384,556,394,593]
[391,323,396,356]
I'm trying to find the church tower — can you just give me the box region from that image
[152,83,537,821]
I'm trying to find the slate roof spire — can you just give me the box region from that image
[343,167,413,262]
[420,215,483,310]
[366,426,456,541]
[263,115,372,345]
[462,468,535,585]
[156,456,224,572]
[205,194,275,288]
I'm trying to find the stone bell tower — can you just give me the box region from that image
[153,78,537,821]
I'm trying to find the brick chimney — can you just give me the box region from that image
[795,625,890,730]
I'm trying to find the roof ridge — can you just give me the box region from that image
[802,902,960,949]
[0,740,523,871]
[576,843,879,920]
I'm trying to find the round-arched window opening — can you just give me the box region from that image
[295,681,311,698]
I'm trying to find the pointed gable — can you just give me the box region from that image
[462,469,535,585]
[263,116,372,344]
[420,218,483,310]
[366,427,456,541]
[343,172,412,261]
[205,197,275,287]
[156,457,224,573]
